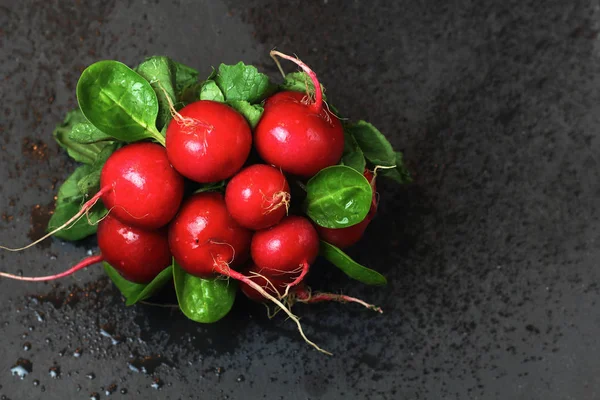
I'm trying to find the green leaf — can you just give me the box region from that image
[173,261,237,323]
[305,165,372,228]
[199,80,225,102]
[76,60,164,145]
[76,142,120,196]
[379,151,412,184]
[280,71,327,101]
[103,262,173,306]
[194,180,226,194]
[227,100,263,128]
[345,120,395,167]
[173,61,199,94]
[214,62,275,104]
[320,241,387,285]
[47,165,107,241]
[340,130,366,172]
[68,122,113,144]
[53,109,114,165]
[136,56,177,130]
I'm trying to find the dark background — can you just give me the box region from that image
[1,0,599,399]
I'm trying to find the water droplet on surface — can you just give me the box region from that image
[73,348,82,358]
[44,338,51,344]
[105,383,117,396]
[120,388,127,394]
[23,342,31,351]
[48,366,60,378]
[236,374,245,382]
[150,378,163,390]
[86,372,95,380]
[28,326,34,332]
[33,379,40,386]
[34,311,45,322]
[10,359,32,379]
[90,392,100,400]
[215,367,223,377]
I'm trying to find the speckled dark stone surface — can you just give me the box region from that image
[1,0,599,399]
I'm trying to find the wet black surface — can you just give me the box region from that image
[1,0,600,399]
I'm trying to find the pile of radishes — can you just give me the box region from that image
[1,51,411,354]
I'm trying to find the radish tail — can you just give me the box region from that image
[0,254,104,282]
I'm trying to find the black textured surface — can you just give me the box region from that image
[1,0,600,399]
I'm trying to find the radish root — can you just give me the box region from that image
[218,263,331,355]
[0,186,110,252]
[0,254,104,282]
[293,287,383,313]
[270,50,323,113]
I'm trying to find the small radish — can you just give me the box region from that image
[239,264,288,303]
[316,170,378,249]
[166,100,252,183]
[97,215,172,283]
[101,142,185,229]
[225,164,290,230]
[169,193,329,354]
[251,216,319,289]
[254,51,344,177]
[168,192,252,277]
[0,214,171,284]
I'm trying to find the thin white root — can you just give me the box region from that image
[270,47,287,79]
[0,188,106,252]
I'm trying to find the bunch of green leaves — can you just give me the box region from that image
[48,56,280,320]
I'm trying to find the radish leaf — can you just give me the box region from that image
[379,151,412,183]
[340,130,366,172]
[173,261,237,323]
[103,262,173,306]
[345,120,395,167]
[77,60,165,145]
[53,109,114,165]
[320,241,387,285]
[199,80,225,102]
[227,100,263,128]
[136,56,177,131]
[305,165,372,228]
[215,62,276,104]
[47,165,108,241]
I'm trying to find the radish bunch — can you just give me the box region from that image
[1,51,411,354]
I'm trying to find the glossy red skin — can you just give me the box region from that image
[168,192,252,278]
[225,164,290,230]
[97,214,171,283]
[316,169,377,249]
[166,101,252,183]
[254,91,344,177]
[239,264,289,303]
[251,216,319,280]
[100,142,184,230]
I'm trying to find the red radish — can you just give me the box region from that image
[166,100,252,183]
[292,284,382,313]
[251,216,319,289]
[169,192,329,354]
[239,264,288,303]
[316,170,378,249]
[225,164,290,230]
[97,214,172,283]
[100,142,185,230]
[254,51,344,177]
[0,214,171,284]
[168,192,252,278]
